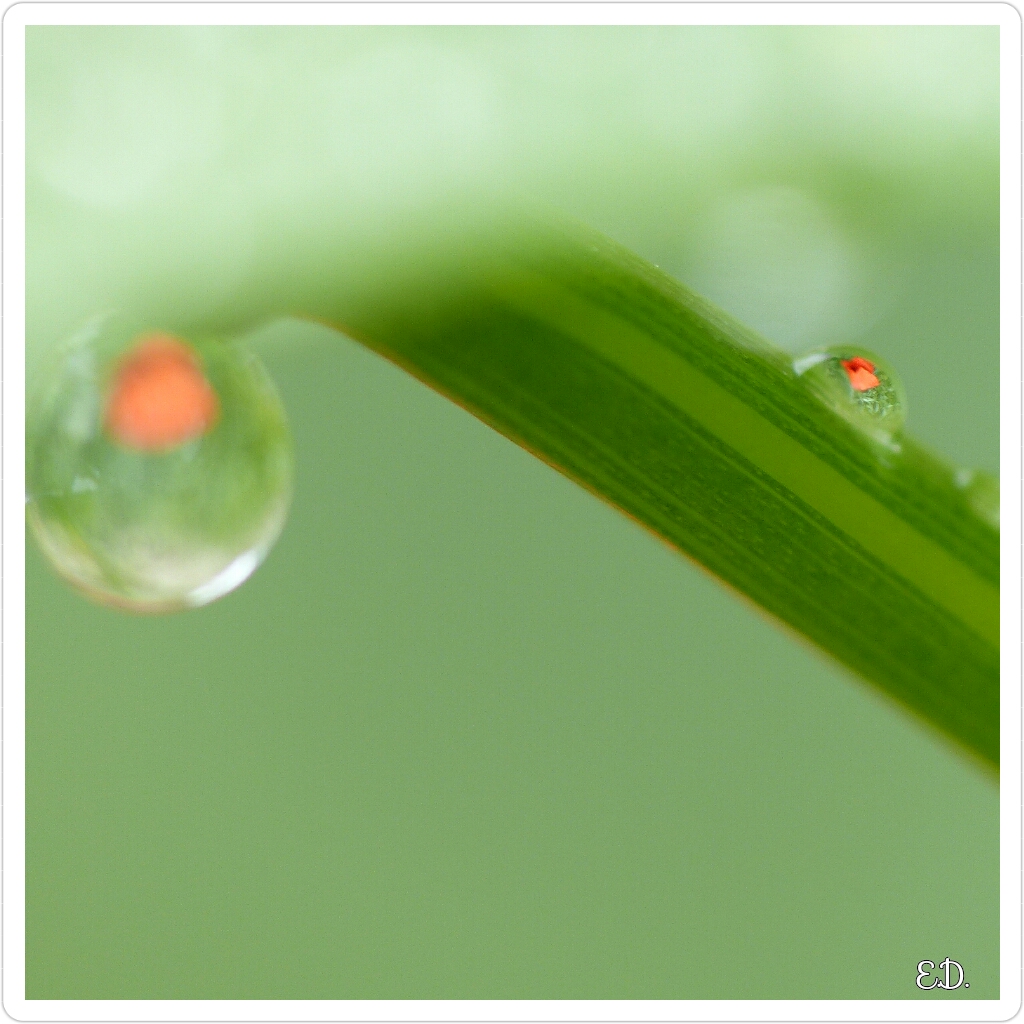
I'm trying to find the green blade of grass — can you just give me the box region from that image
[193,215,1001,769]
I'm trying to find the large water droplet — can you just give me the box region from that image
[26,314,293,612]
[793,345,907,443]
[954,467,999,530]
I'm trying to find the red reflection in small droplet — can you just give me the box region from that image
[841,356,880,392]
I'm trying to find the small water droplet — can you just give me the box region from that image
[793,345,907,443]
[26,314,294,612]
[954,467,999,530]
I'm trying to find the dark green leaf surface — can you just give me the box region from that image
[285,219,998,769]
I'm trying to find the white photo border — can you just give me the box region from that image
[3,4,1020,1021]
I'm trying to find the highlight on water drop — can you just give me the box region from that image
[793,345,907,442]
[26,314,294,612]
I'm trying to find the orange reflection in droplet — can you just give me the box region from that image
[105,333,220,451]
[841,356,880,392]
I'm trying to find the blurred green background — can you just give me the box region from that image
[26,26,999,999]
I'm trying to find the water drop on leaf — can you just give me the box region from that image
[793,345,907,442]
[26,315,294,612]
[954,467,999,530]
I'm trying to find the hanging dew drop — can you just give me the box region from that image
[793,345,907,443]
[26,314,294,612]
